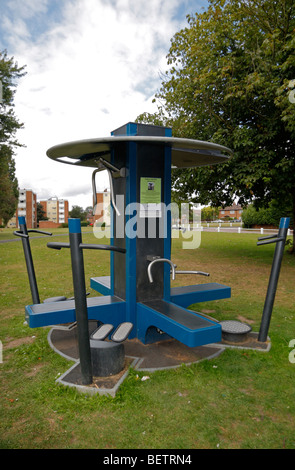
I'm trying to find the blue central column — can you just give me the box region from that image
[110,122,172,339]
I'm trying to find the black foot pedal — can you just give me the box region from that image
[111,322,133,342]
[91,323,114,341]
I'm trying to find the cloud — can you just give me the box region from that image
[1,0,207,209]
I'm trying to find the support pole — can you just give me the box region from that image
[68,218,93,385]
[258,217,290,342]
[18,216,40,304]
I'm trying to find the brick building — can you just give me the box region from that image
[39,197,69,225]
[219,204,243,220]
[5,189,37,229]
[87,190,110,226]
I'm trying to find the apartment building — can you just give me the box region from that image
[5,189,37,229]
[87,190,110,226]
[39,197,69,224]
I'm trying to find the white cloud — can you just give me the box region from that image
[1,0,208,209]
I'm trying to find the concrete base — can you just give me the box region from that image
[48,321,270,397]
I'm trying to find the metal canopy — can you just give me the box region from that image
[46,135,232,169]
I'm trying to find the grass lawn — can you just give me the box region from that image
[0,228,295,449]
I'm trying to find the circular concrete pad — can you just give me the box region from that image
[48,321,223,372]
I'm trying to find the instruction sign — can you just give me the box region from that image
[140,177,162,218]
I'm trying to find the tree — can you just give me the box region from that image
[137,0,295,251]
[242,202,282,227]
[201,206,219,222]
[0,50,26,225]
[36,202,48,223]
[69,205,87,220]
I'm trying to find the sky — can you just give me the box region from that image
[0,0,209,210]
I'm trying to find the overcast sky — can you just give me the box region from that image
[1,0,208,210]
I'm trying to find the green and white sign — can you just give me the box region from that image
[140,177,162,217]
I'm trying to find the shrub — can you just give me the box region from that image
[242,204,282,227]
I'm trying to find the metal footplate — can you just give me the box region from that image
[91,323,114,341]
[111,322,133,343]
[220,320,252,343]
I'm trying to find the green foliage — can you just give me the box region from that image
[242,203,283,227]
[69,205,87,220]
[36,202,48,222]
[201,206,219,221]
[0,50,26,225]
[137,0,295,249]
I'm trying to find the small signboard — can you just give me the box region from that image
[140,177,162,218]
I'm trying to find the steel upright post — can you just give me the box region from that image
[258,217,290,342]
[68,218,93,385]
[18,216,40,304]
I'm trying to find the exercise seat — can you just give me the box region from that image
[25,295,126,328]
[43,296,67,303]
[170,282,231,308]
[137,299,221,347]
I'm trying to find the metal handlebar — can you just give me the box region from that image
[257,236,285,246]
[14,229,52,239]
[174,270,210,277]
[92,158,121,216]
[47,242,126,253]
[13,230,29,238]
[47,242,70,250]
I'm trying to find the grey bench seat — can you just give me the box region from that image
[25,295,126,328]
[137,299,221,347]
[170,282,231,307]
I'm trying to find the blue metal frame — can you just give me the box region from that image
[125,142,137,335]
[170,283,231,308]
[137,302,221,348]
[25,296,126,328]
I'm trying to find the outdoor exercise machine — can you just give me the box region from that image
[14,216,68,304]
[257,217,290,342]
[23,122,233,384]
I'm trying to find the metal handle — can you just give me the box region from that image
[257,237,285,246]
[13,230,29,239]
[47,242,70,250]
[27,229,52,236]
[92,168,104,208]
[258,234,278,241]
[47,242,126,253]
[174,270,210,277]
[14,229,52,238]
[92,159,121,216]
[79,243,126,253]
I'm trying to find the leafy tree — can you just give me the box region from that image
[69,205,87,220]
[137,0,295,251]
[242,202,282,227]
[36,202,48,222]
[0,50,26,225]
[201,206,219,222]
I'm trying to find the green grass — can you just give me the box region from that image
[0,229,295,449]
